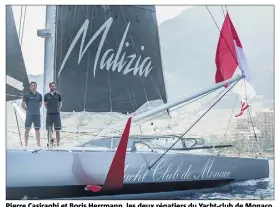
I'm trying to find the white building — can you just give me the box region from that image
[255,108,274,139]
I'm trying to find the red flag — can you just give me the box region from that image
[235,99,249,117]
[215,12,255,118]
[215,13,242,85]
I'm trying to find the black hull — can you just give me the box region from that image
[7,179,234,200]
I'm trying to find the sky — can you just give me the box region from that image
[11,5,191,75]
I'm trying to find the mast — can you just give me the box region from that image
[37,6,56,138]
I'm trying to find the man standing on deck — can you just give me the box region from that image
[22,81,42,147]
[44,81,62,146]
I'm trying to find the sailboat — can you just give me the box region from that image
[6,5,269,200]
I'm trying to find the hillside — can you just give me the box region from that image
[158,5,274,108]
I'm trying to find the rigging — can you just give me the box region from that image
[205,5,260,155]
[148,79,240,169]
[12,5,28,147]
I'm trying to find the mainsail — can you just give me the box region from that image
[6,5,29,101]
[54,5,168,114]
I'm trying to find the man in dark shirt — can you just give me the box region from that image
[22,81,42,147]
[44,81,62,146]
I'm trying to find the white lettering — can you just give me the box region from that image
[57,18,153,79]
[193,158,231,180]
[124,158,231,182]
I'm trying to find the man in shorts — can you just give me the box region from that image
[22,81,42,147]
[44,81,62,146]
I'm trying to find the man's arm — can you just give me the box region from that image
[39,94,43,108]
[21,94,27,111]
[44,94,48,109]
[58,93,62,111]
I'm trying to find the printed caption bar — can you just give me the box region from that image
[6,202,274,207]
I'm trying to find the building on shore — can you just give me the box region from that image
[255,108,274,139]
